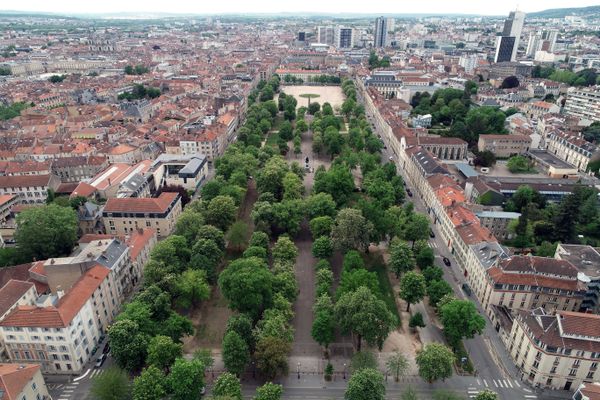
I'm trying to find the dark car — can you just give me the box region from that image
[406,188,413,197]
[443,257,451,267]
[429,229,435,238]
[462,283,472,297]
[103,343,110,354]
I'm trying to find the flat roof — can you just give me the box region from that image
[528,150,577,170]
[456,163,479,178]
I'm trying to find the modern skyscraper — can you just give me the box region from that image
[494,10,525,63]
[335,27,354,49]
[317,26,335,45]
[374,17,388,48]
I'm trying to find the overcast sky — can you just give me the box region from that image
[6,0,600,16]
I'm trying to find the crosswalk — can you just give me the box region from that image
[55,381,80,400]
[88,369,104,379]
[469,379,538,399]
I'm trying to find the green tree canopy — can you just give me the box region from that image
[132,366,166,400]
[219,257,273,318]
[90,367,131,400]
[212,372,242,400]
[146,335,182,372]
[416,343,455,383]
[167,358,206,400]
[254,382,283,400]
[222,331,250,376]
[344,368,385,400]
[440,300,486,348]
[331,208,373,252]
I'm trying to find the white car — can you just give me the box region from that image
[95,354,107,368]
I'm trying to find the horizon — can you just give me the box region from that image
[3,0,600,17]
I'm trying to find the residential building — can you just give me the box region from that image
[506,309,600,391]
[0,363,50,400]
[102,192,182,238]
[555,244,600,313]
[573,382,600,400]
[0,281,38,361]
[51,156,108,183]
[0,265,113,374]
[546,131,599,172]
[495,11,526,63]
[564,88,600,124]
[317,26,335,45]
[335,27,354,49]
[478,134,532,157]
[71,161,153,200]
[0,175,60,204]
[476,210,520,240]
[150,154,208,191]
[406,136,468,160]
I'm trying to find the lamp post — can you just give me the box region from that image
[343,363,347,380]
[297,362,301,380]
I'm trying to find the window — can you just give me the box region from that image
[587,371,595,379]
[32,382,37,390]
[569,369,577,376]
[66,364,72,370]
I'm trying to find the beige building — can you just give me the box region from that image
[546,130,599,172]
[478,134,532,157]
[102,192,182,238]
[0,281,38,361]
[0,175,61,204]
[506,309,600,391]
[0,363,51,400]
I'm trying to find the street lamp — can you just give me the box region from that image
[297,362,301,380]
[343,363,347,380]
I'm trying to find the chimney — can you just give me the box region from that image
[56,285,65,299]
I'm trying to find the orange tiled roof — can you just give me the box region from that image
[0,363,41,400]
[103,192,178,214]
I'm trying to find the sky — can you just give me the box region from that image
[6,0,600,16]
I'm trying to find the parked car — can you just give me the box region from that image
[103,343,110,354]
[406,188,413,197]
[462,283,472,297]
[429,229,436,238]
[95,354,107,368]
[443,257,451,267]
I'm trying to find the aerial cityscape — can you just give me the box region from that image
[1,2,600,399]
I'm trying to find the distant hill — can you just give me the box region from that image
[528,5,600,18]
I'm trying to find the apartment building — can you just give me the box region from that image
[564,87,600,124]
[150,153,208,191]
[546,130,599,172]
[476,210,520,240]
[0,175,60,204]
[573,382,600,400]
[507,309,600,391]
[555,244,600,313]
[483,256,586,322]
[51,156,108,183]
[406,136,468,161]
[0,265,113,374]
[0,363,51,400]
[102,192,181,238]
[478,134,532,157]
[0,281,38,361]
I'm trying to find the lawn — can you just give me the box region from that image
[364,252,402,327]
[266,131,280,148]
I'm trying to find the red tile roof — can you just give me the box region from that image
[0,175,52,189]
[0,363,41,400]
[0,280,34,317]
[103,192,178,214]
[0,265,109,328]
[559,311,600,339]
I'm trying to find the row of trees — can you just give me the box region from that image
[118,84,161,101]
[532,65,599,87]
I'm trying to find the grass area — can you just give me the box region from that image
[364,252,402,327]
[272,115,285,130]
[266,131,280,147]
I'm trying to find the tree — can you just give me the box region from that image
[249,231,270,250]
[15,204,78,261]
[90,367,131,400]
[331,208,373,252]
[310,216,334,238]
[174,269,210,309]
[308,102,320,115]
[226,314,255,351]
[404,213,429,248]
[416,343,455,383]
[222,331,250,376]
[386,350,409,382]
[350,351,377,372]
[132,366,166,400]
[335,287,395,351]
[399,272,426,312]
[415,246,434,269]
[109,319,149,373]
[344,368,385,400]
[160,312,194,343]
[227,221,249,251]
[389,239,413,278]
[282,171,303,200]
[167,358,205,400]
[272,235,298,263]
[173,210,205,244]
[427,280,453,308]
[219,257,273,318]
[474,390,498,400]
[205,195,237,231]
[440,300,486,348]
[409,312,426,329]
[147,335,182,372]
[342,250,365,271]
[305,193,337,219]
[401,387,419,400]
[473,150,496,168]
[212,372,242,400]
[197,225,226,251]
[311,309,335,351]
[316,268,333,297]
[312,236,333,259]
[423,266,444,283]
[336,269,380,300]
[507,155,533,173]
[255,336,291,379]
[313,163,355,206]
[254,382,283,400]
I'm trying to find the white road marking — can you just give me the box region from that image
[498,380,504,388]
[506,379,513,388]
[492,379,498,387]
[514,380,521,387]
[523,388,532,393]
[476,379,481,385]
[483,379,488,387]
[524,396,537,399]
[73,368,91,382]
[468,391,479,394]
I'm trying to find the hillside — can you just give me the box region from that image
[528,5,600,18]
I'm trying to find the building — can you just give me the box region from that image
[564,87,600,124]
[573,382,600,400]
[317,26,335,45]
[546,130,599,172]
[0,281,38,362]
[476,210,520,240]
[71,161,153,200]
[150,153,208,191]
[527,30,558,57]
[0,265,113,374]
[0,363,50,400]
[102,192,182,238]
[478,134,532,157]
[482,256,586,321]
[495,11,526,63]
[506,309,600,391]
[0,175,60,204]
[555,244,600,313]
[374,17,388,48]
[51,156,108,183]
[335,27,354,49]
[406,136,468,160]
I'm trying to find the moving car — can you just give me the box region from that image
[443,257,451,267]
[95,354,107,368]
[429,229,436,238]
